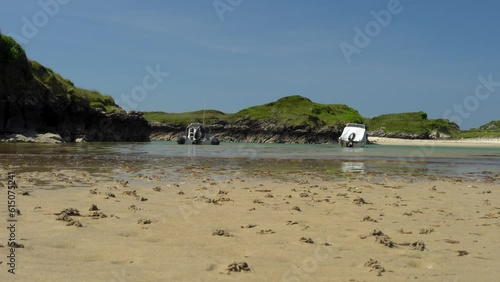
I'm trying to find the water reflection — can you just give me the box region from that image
[339,147,366,153]
[341,162,365,173]
[1,142,499,181]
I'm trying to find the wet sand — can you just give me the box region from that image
[0,165,499,281]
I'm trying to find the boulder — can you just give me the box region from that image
[35,133,64,144]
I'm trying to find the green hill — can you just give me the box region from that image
[452,120,500,138]
[479,120,500,131]
[145,95,364,127]
[234,95,364,127]
[366,111,460,136]
[144,110,229,124]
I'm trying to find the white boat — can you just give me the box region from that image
[176,123,220,145]
[339,123,367,147]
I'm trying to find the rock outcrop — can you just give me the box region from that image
[367,129,453,140]
[367,129,429,139]
[150,118,343,144]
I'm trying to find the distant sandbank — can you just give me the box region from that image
[369,137,500,147]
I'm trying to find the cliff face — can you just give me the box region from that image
[0,34,150,142]
[150,118,343,144]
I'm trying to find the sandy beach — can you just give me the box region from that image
[1,162,499,282]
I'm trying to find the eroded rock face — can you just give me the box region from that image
[83,111,150,142]
[367,129,430,139]
[150,118,343,144]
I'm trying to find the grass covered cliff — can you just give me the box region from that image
[0,33,149,141]
[0,33,25,63]
[1,33,119,113]
[29,61,121,113]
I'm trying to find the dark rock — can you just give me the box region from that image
[150,119,344,144]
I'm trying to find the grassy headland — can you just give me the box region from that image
[145,95,364,128]
[29,60,121,113]
[452,120,500,138]
[365,111,459,135]
[1,33,121,114]
[234,95,364,127]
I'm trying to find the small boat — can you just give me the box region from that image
[176,123,220,145]
[339,123,367,147]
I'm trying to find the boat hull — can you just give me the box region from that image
[338,123,367,148]
[339,139,367,148]
[176,123,220,145]
[177,135,220,145]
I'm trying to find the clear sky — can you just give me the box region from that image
[1,0,499,129]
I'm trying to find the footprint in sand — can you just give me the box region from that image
[364,258,385,276]
[241,224,257,229]
[212,229,233,237]
[256,229,275,235]
[227,262,250,273]
[300,237,314,244]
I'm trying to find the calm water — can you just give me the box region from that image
[0,141,499,180]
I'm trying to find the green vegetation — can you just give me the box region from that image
[366,111,460,135]
[234,95,364,127]
[479,120,500,131]
[451,120,500,138]
[144,110,228,124]
[451,130,500,139]
[1,33,120,114]
[30,60,120,113]
[144,95,364,127]
[0,34,26,62]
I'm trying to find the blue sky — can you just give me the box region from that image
[1,0,499,129]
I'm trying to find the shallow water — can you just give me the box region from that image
[0,141,499,181]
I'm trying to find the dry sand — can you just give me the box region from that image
[0,166,499,281]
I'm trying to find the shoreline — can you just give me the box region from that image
[1,163,499,281]
[369,137,500,147]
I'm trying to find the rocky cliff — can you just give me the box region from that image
[0,34,150,142]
